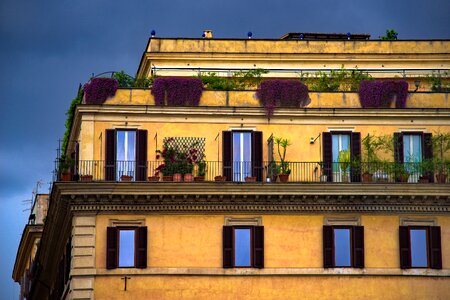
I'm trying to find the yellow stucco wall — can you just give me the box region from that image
[104,89,450,108]
[95,214,450,269]
[94,276,449,300]
[93,214,450,299]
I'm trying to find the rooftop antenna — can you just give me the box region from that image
[22,180,43,212]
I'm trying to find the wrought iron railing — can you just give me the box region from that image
[56,160,449,183]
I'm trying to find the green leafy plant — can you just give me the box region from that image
[58,154,73,173]
[380,29,398,40]
[361,134,384,174]
[338,150,351,173]
[301,66,372,92]
[431,131,450,174]
[429,71,450,92]
[113,70,153,88]
[62,86,84,155]
[199,68,268,90]
[197,160,207,177]
[275,137,291,175]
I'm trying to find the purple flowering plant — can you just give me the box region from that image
[256,80,310,118]
[359,80,408,108]
[83,78,118,104]
[152,77,203,106]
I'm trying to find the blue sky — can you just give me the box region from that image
[0,0,449,297]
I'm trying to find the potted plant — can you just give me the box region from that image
[418,159,434,183]
[214,175,226,182]
[245,176,257,182]
[194,160,207,182]
[361,134,383,183]
[59,155,73,181]
[393,162,410,183]
[317,162,328,182]
[431,132,450,183]
[80,174,93,181]
[275,137,291,182]
[338,150,351,182]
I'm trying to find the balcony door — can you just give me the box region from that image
[105,129,147,181]
[116,131,136,180]
[332,134,350,182]
[223,131,263,182]
[233,132,252,181]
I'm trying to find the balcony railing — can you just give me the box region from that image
[57,160,449,183]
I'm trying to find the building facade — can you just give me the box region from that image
[18,33,450,299]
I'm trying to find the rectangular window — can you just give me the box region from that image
[106,226,147,269]
[118,229,136,267]
[399,226,441,269]
[332,134,350,182]
[223,226,264,268]
[334,228,351,267]
[116,130,136,180]
[323,225,364,268]
[233,132,252,181]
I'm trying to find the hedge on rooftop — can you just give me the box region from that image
[152,77,203,106]
[358,80,408,108]
[256,80,310,118]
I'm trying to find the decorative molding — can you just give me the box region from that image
[400,217,437,226]
[325,216,360,226]
[225,217,262,226]
[110,219,145,226]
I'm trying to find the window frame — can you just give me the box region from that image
[323,225,364,268]
[332,225,354,268]
[407,226,431,269]
[223,224,264,269]
[117,226,138,269]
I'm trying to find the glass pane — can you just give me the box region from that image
[116,131,136,180]
[232,132,252,181]
[334,228,351,267]
[119,230,135,267]
[235,228,251,267]
[410,229,428,267]
[332,134,350,182]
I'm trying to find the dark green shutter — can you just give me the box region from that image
[253,226,264,268]
[251,132,263,182]
[136,130,148,181]
[105,130,116,181]
[222,132,232,181]
[429,226,442,269]
[322,133,333,182]
[223,226,233,268]
[323,226,334,268]
[399,226,410,269]
[106,227,118,269]
[352,226,364,268]
[136,227,148,268]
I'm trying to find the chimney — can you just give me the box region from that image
[203,30,213,39]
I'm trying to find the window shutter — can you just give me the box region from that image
[322,132,333,182]
[323,225,334,268]
[136,227,148,268]
[105,130,116,181]
[429,226,442,269]
[106,227,118,269]
[136,130,148,181]
[423,133,434,183]
[393,133,404,163]
[251,131,263,182]
[222,131,232,182]
[352,226,364,268]
[399,226,410,269]
[253,226,264,268]
[350,132,361,182]
[223,226,233,268]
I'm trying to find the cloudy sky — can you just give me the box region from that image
[0,0,449,297]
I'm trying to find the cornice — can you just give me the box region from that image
[52,182,450,214]
[12,225,43,281]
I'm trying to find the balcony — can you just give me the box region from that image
[58,160,449,184]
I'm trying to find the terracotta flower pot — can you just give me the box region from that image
[418,176,429,184]
[60,172,72,182]
[245,176,257,182]
[278,174,289,183]
[162,176,173,182]
[80,175,93,182]
[436,173,447,184]
[148,176,160,182]
[194,176,205,182]
[215,175,226,182]
[184,173,194,182]
[362,172,373,183]
[398,174,409,183]
[173,173,183,182]
[120,175,133,182]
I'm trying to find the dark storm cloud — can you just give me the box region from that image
[0,0,448,296]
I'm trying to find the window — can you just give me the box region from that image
[322,132,361,182]
[105,129,147,181]
[394,132,433,183]
[222,131,263,182]
[399,226,442,269]
[223,226,264,268]
[106,227,147,269]
[323,226,364,268]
